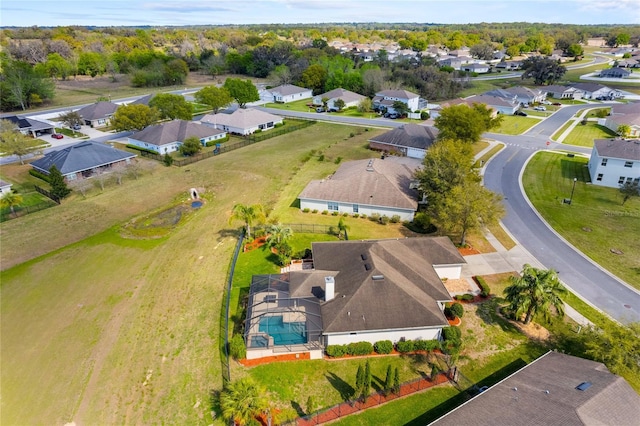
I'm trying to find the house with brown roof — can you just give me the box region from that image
[312,88,366,110]
[76,101,119,128]
[127,119,226,154]
[267,84,313,103]
[200,108,282,135]
[588,138,640,188]
[243,237,465,360]
[298,156,419,221]
[430,351,640,426]
[369,124,439,159]
[601,102,640,137]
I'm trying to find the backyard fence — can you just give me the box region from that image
[0,200,58,222]
[34,185,61,204]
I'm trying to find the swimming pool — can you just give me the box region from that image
[258,315,307,346]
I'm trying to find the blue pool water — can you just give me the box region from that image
[258,315,307,345]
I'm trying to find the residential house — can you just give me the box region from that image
[484,87,547,106]
[437,56,467,70]
[495,60,522,71]
[312,88,366,110]
[569,83,622,100]
[449,47,470,57]
[372,89,420,114]
[586,37,607,47]
[243,236,465,359]
[601,103,640,137]
[545,85,584,100]
[268,84,313,103]
[30,141,136,181]
[600,67,633,78]
[0,180,13,197]
[128,119,226,154]
[368,124,439,159]
[298,156,419,221]
[588,138,640,188]
[462,94,519,115]
[431,351,640,426]
[200,108,282,135]
[461,63,490,74]
[76,101,119,128]
[2,115,55,137]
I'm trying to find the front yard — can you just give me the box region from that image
[560,122,617,147]
[492,115,540,135]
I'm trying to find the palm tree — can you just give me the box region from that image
[220,377,268,426]
[504,264,567,324]
[265,223,293,247]
[0,192,23,218]
[228,203,265,239]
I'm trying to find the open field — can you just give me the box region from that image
[561,122,617,147]
[0,122,387,425]
[492,115,540,135]
[523,152,640,289]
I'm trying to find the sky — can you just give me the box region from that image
[1,0,639,27]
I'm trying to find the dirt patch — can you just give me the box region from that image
[444,278,476,295]
[512,320,550,340]
[458,246,481,256]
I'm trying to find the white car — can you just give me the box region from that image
[541,100,552,105]
[533,106,546,111]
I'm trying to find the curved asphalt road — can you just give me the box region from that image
[484,104,640,323]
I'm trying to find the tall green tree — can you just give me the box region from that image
[48,165,71,200]
[194,86,232,113]
[0,119,41,165]
[383,364,393,396]
[434,103,500,144]
[521,56,567,85]
[179,136,202,156]
[393,367,400,394]
[228,203,265,239]
[223,78,259,108]
[0,58,55,111]
[57,110,83,129]
[149,93,193,120]
[0,191,23,217]
[111,104,160,131]
[220,377,269,426]
[504,264,567,325]
[355,364,365,400]
[299,64,327,95]
[265,223,293,247]
[363,360,372,402]
[617,124,631,138]
[582,322,640,377]
[392,100,410,116]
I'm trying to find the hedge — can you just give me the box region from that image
[396,340,415,353]
[229,334,246,360]
[475,276,491,297]
[449,303,464,318]
[326,344,348,358]
[443,327,462,342]
[414,339,440,351]
[126,144,158,155]
[374,340,393,354]
[29,169,51,183]
[454,293,475,302]
[347,341,373,356]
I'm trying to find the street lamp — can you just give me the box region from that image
[569,178,577,205]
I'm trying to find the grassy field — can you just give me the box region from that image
[523,152,640,289]
[492,115,540,135]
[551,120,573,141]
[561,122,617,147]
[0,122,388,426]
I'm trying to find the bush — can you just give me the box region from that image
[442,326,462,342]
[390,215,401,223]
[346,341,373,356]
[254,128,262,133]
[475,276,491,297]
[312,209,318,213]
[326,344,348,358]
[379,215,390,225]
[360,214,367,219]
[353,213,359,218]
[229,334,246,360]
[126,144,158,155]
[274,122,284,128]
[342,212,349,217]
[163,153,174,166]
[331,211,339,216]
[414,339,440,351]
[335,156,342,164]
[302,208,310,213]
[449,303,464,318]
[409,212,437,234]
[454,293,475,302]
[581,119,587,125]
[374,340,393,354]
[29,169,51,183]
[321,210,328,215]
[396,340,415,353]
[318,154,325,161]
[420,111,430,120]
[369,213,381,222]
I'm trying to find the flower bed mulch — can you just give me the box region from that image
[244,236,267,252]
[447,316,462,326]
[457,246,481,255]
[239,351,311,367]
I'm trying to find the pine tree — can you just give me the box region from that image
[306,395,316,416]
[355,364,364,400]
[48,165,71,200]
[384,365,393,396]
[393,367,400,394]
[363,360,372,402]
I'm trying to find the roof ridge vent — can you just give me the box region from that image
[372,275,384,280]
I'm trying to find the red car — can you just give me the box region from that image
[51,133,63,139]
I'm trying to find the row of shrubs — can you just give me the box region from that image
[29,169,51,183]
[301,208,402,224]
[325,338,440,358]
[475,276,491,297]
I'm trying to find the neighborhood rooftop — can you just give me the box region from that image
[369,124,439,150]
[130,119,225,146]
[30,141,136,175]
[593,138,640,161]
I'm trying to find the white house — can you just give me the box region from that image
[461,63,490,73]
[588,138,640,188]
[298,157,419,221]
[601,103,640,137]
[0,180,13,197]
[312,88,366,110]
[545,85,584,100]
[485,87,547,105]
[569,83,623,100]
[200,108,282,135]
[243,237,465,359]
[372,89,420,114]
[463,94,519,115]
[76,101,118,128]
[268,84,313,103]
[128,120,226,154]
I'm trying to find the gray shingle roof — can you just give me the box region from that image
[76,101,118,121]
[594,138,640,161]
[0,179,12,189]
[376,89,419,99]
[3,115,53,132]
[298,157,419,210]
[200,108,282,129]
[431,351,640,426]
[30,141,136,175]
[467,94,518,108]
[130,120,225,146]
[317,88,366,104]
[369,124,439,150]
[569,82,608,93]
[270,84,311,96]
[289,237,463,333]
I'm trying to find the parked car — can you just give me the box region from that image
[315,107,325,113]
[552,102,562,106]
[533,106,546,111]
[72,124,82,130]
[521,103,529,108]
[328,108,338,113]
[541,100,552,105]
[514,111,528,116]
[51,133,63,139]
[384,113,399,119]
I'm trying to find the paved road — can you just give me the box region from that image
[483,104,640,323]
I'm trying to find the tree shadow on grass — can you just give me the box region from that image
[290,400,305,417]
[474,299,522,334]
[326,372,355,402]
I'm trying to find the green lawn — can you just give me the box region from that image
[492,115,540,135]
[561,122,617,147]
[551,120,573,141]
[523,152,640,289]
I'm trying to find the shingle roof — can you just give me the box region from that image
[593,138,640,161]
[200,108,282,129]
[431,351,640,426]
[130,120,225,146]
[377,89,419,100]
[0,179,12,189]
[289,237,463,334]
[76,101,118,121]
[466,94,518,108]
[3,115,53,131]
[298,157,419,210]
[30,141,136,175]
[569,82,608,93]
[317,88,366,104]
[270,84,311,96]
[369,124,439,150]
[611,102,640,115]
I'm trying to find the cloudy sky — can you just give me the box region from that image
[1,0,638,27]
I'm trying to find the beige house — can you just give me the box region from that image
[200,108,283,135]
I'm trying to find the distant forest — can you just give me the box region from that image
[2,23,639,111]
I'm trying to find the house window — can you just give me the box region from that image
[353,204,359,213]
[618,176,625,184]
[627,177,633,184]
[624,161,633,168]
[597,173,603,181]
[601,158,608,166]
[267,122,273,128]
[328,202,339,211]
[634,178,640,184]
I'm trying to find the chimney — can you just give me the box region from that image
[325,276,335,301]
